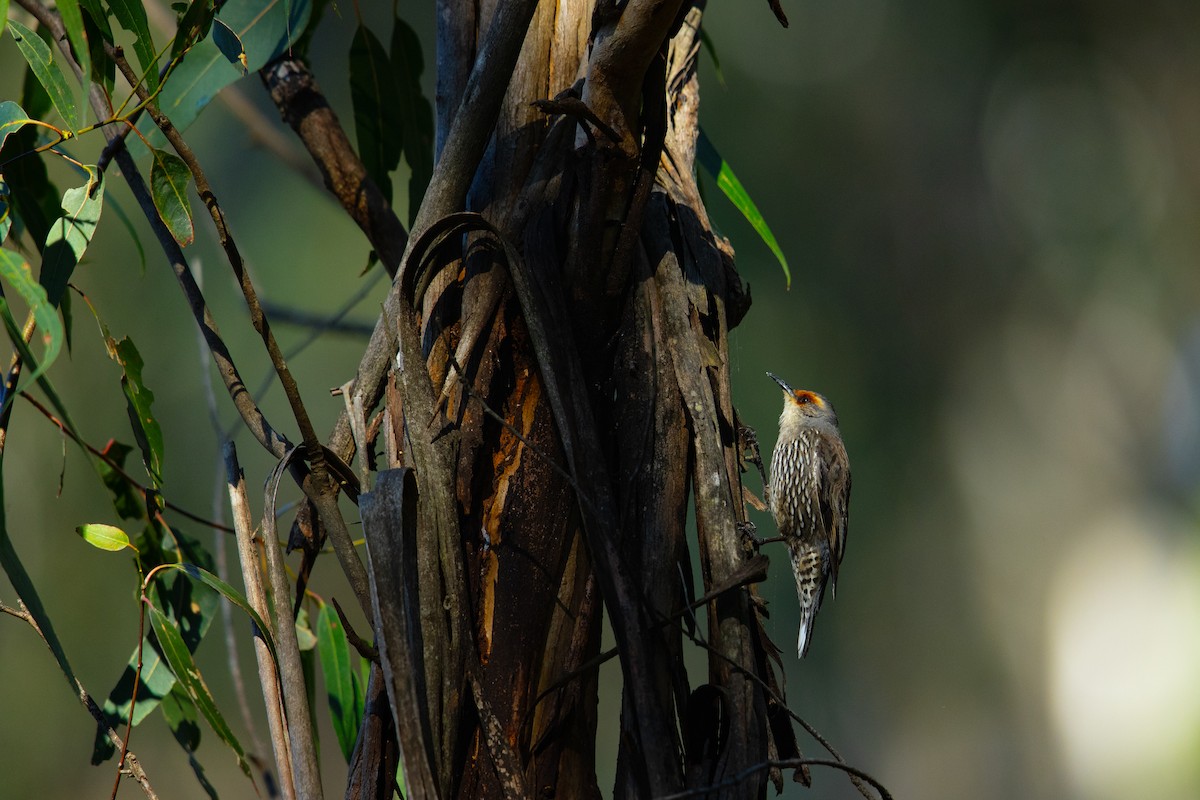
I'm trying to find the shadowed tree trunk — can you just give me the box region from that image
[340,2,795,798]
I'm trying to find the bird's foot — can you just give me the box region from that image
[738,521,786,552]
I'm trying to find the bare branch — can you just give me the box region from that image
[224,442,297,800]
[0,600,160,800]
[261,59,409,275]
[19,392,235,533]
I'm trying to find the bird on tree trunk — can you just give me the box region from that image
[766,372,852,658]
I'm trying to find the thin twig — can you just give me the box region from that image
[655,758,890,800]
[225,442,297,800]
[260,301,377,337]
[19,392,235,533]
[261,447,322,800]
[677,623,881,800]
[240,269,386,438]
[529,556,769,712]
[195,258,264,769]
[330,597,377,663]
[107,51,325,479]
[0,600,160,799]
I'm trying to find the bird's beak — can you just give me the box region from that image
[767,372,793,394]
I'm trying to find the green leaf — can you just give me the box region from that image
[149,149,193,246]
[78,0,116,95]
[76,522,136,552]
[0,101,32,153]
[161,685,219,800]
[696,128,791,288]
[53,0,91,125]
[316,602,366,762]
[350,23,403,204]
[94,528,218,764]
[0,99,61,251]
[7,21,80,132]
[147,600,255,782]
[97,439,143,519]
[41,167,104,307]
[0,0,8,39]
[107,0,159,93]
[0,248,64,391]
[390,16,434,225]
[161,562,280,668]
[211,18,247,76]
[132,0,311,158]
[110,336,163,488]
[0,181,11,245]
[171,0,219,61]
[698,27,726,88]
[295,605,317,651]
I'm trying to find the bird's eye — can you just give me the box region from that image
[796,394,810,404]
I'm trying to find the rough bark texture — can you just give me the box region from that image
[375,2,789,798]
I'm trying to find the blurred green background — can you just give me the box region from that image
[4,1,1200,798]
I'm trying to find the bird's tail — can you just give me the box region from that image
[790,542,827,658]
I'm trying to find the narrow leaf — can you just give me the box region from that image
[316,602,364,762]
[699,27,727,88]
[161,562,280,668]
[0,101,32,153]
[696,128,791,288]
[149,149,193,246]
[147,601,255,781]
[53,0,91,123]
[0,180,11,245]
[211,18,248,76]
[107,0,159,92]
[161,685,220,800]
[134,0,311,157]
[0,98,61,251]
[94,530,218,764]
[0,0,8,39]
[350,23,403,204]
[41,167,104,307]
[112,336,163,488]
[171,0,219,61]
[97,439,142,519]
[78,0,116,95]
[0,248,64,390]
[7,21,80,131]
[76,523,135,552]
[390,16,434,225]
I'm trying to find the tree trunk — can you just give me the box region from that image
[380,3,793,797]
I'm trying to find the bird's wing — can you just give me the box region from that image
[818,434,851,586]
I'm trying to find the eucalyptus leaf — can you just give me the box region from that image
[317,602,366,762]
[147,601,255,782]
[41,167,104,308]
[0,248,63,391]
[211,18,247,75]
[53,0,91,122]
[390,16,434,224]
[696,128,791,288]
[133,0,311,158]
[149,149,193,246]
[350,23,403,204]
[75,523,135,552]
[108,0,159,92]
[0,100,32,153]
[7,21,80,132]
